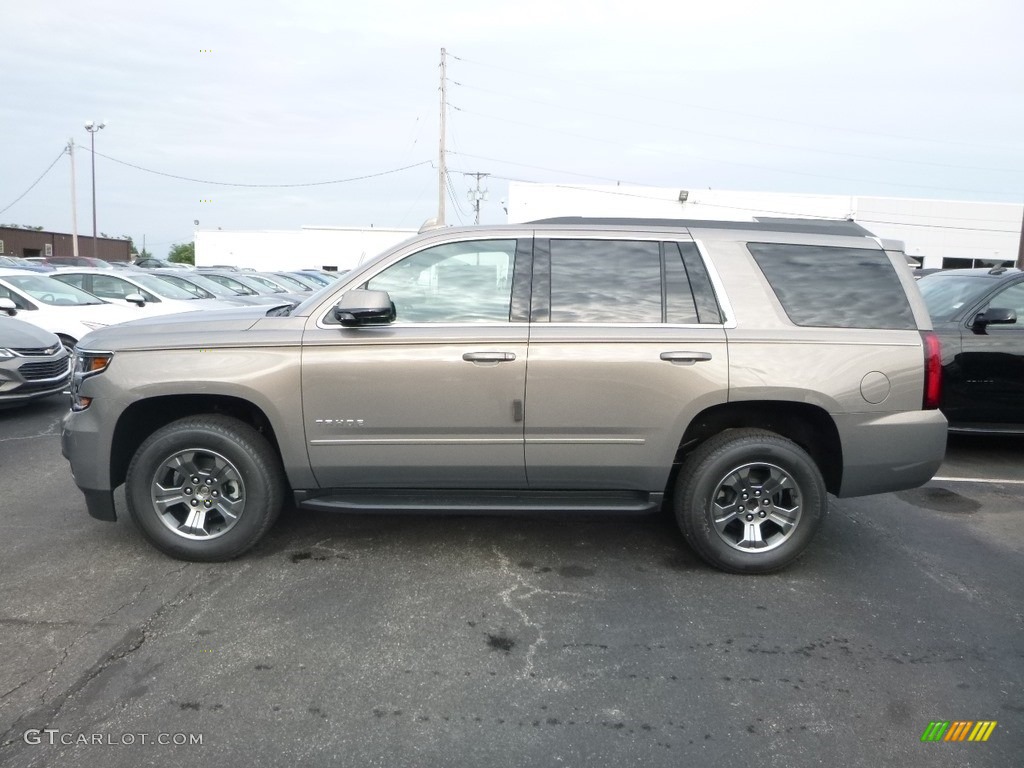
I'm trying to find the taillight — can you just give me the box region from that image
[921,331,942,410]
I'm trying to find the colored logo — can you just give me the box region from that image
[921,721,997,742]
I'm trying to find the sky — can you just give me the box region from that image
[1,0,1022,257]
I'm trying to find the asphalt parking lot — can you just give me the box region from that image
[1,398,1022,767]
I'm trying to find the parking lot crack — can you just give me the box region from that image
[0,677,36,703]
[0,421,61,443]
[492,547,583,680]
[0,564,207,750]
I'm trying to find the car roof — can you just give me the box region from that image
[50,267,139,276]
[524,216,877,237]
[0,268,65,277]
[921,267,1023,280]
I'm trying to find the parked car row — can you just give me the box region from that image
[0,265,338,407]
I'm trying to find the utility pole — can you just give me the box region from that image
[67,139,80,258]
[84,120,106,259]
[437,47,447,227]
[1016,202,1024,269]
[464,172,490,225]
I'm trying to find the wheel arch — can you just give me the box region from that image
[675,401,843,495]
[110,395,286,491]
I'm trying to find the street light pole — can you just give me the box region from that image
[84,120,106,259]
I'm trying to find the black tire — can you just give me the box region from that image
[125,415,285,561]
[674,428,827,574]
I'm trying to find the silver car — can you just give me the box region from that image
[0,316,71,407]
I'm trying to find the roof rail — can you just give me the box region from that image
[526,216,877,237]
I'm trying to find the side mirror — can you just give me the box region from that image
[124,293,147,307]
[0,297,16,315]
[971,307,1017,334]
[331,289,396,327]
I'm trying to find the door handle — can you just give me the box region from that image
[463,352,517,363]
[660,351,713,364]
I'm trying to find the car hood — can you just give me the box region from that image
[76,306,283,351]
[0,316,62,348]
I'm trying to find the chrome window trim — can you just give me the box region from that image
[690,238,736,329]
[311,231,738,330]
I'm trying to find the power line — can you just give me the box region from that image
[0,148,67,216]
[450,105,1014,197]
[449,53,1019,153]
[449,151,647,185]
[88,149,432,188]
[450,80,1024,176]
[444,172,467,224]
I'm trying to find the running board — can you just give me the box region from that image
[295,489,664,515]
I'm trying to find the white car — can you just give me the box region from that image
[48,268,249,314]
[0,269,141,352]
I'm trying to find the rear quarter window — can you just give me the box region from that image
[748,243,916,330]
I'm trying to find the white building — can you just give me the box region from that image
[507,183,1022,270]
[195,225,416,272]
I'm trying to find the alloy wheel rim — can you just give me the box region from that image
[710,461,802,553]
[150,448,245,540]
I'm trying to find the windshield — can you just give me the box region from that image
[917,274,994,321]
[2,274,106,306]
[268,273,313,291]
[296,272,331,286]
[202,273,258,295]
[244,274,288,293]
[130,273,207,300]
[156,274,223,298]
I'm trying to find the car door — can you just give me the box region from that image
[301,237,532,488]
[951,279,1024,426]
[523,237,730,492]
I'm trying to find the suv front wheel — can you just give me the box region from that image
[675,429,827,574]
[125,415,285,561]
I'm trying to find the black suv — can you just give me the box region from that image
[918,267,1024,432]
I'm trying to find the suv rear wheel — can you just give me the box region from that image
[125,415,285,561]
[675,429,827,574]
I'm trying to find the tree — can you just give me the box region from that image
[168,242,195,265]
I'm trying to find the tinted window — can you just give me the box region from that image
[664,244,699,324]
[0,283,33,310]
[550,240,661,323]
[918,274,993,321]
[986,282,1024,324]
[546,239,721,324]
[748,243,916,330]
[5,275,105,306]
[666,242,722,324]
[367,239,516,323]
[88,275,153,302]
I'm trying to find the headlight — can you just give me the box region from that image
[0,348,14,360]
[70,351,113,411]
[81,321,109,330]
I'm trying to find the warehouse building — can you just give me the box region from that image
[0,226,131,262]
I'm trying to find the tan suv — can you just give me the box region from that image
[61,218,947,573]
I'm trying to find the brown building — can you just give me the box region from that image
[0,227,131,262]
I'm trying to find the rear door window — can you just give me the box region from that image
[544,239,722,324]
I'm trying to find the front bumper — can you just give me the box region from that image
[61,406,118,521]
